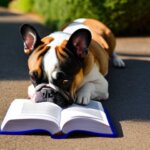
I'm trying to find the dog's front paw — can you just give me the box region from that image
[75,90,91,105]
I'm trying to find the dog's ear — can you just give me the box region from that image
[66,29,92,58]
[20,24,42,55]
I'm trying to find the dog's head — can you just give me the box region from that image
[20,24,91,97]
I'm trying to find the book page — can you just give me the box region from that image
[1,99,62,134]
[21,100,62,123]
[60,101,111,133]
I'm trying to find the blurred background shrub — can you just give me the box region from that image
[0,0,10,7]
[8,0,150,36]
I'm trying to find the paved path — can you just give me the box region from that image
[0,8,150,150]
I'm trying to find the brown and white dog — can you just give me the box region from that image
[20,18,125,105]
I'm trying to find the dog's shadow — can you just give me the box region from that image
[103,59,150,137]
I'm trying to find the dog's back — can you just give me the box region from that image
[62,18,115,76]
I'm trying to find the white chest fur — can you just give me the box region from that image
[80,64,102,88]
[76,64,109,104]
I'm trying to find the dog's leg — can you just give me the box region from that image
[112,52,125,68]
[75,73,109,105]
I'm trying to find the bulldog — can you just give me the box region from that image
[20,18,125,105]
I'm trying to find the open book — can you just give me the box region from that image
[0,99,116,138]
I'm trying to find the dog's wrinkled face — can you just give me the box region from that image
[20,24,91,95]
[32,83,73,108]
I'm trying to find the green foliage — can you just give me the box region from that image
[0,0,10,7]
[96,0,150,35]
[10,0,150,35]
[33,0,98,29]
[10,0,34,13]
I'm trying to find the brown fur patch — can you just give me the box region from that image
[69,45,95,97]
[88,40,109,75]
[41,36,54,45]
[55,40,68,62]
[28,44,50,79]
[70,68,84,97]
[28,36,53,79]
[83,19,116,56]
[80,18,116,76]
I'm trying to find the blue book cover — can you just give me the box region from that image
[0,99,117,139]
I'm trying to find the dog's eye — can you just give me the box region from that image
[63,80,69,85]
